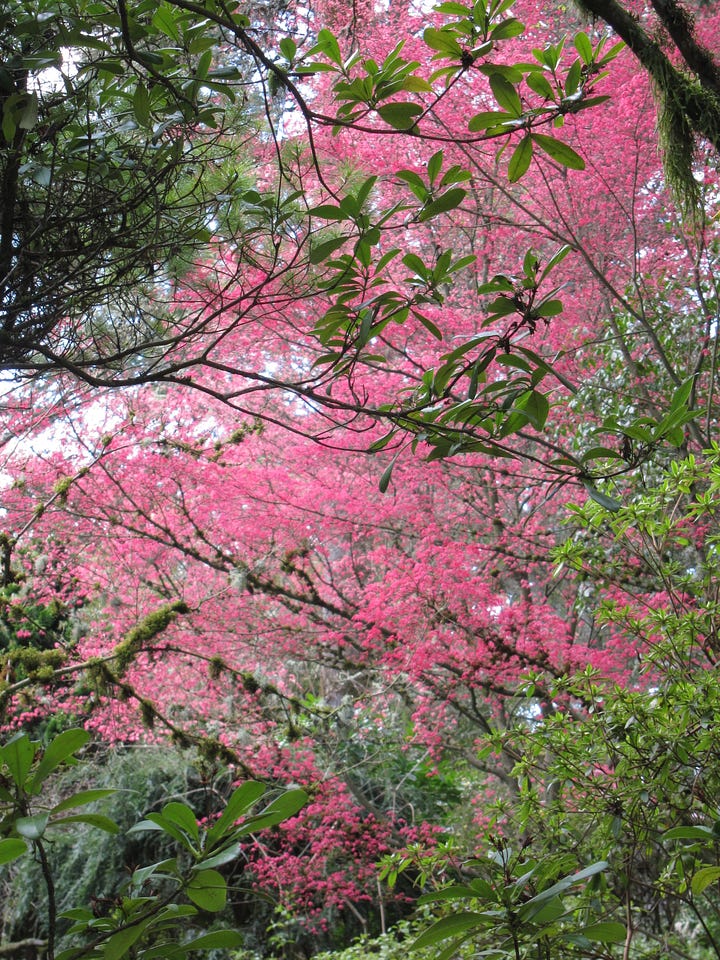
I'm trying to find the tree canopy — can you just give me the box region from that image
[1,0,720,958]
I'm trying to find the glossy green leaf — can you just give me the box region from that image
[309,235,349,263]
[413,912,492,948]
[133,83,151,126]
[583,484,621,512]
[0,837,27,865]
[692,867,720,895]
[582,446,624,461]
[187,869,227,912]
[132,858,179,889]
[468,110,513,132]
[206,780,266,843]
[508,135,533,182]
[196,843,241,870]
[534,298,563,317]
[531,133,585,169]
[664,825,714,841]
[526,71,555,100]
[309,204,352,221]
[490,74,522,117]
[419,188,466,222]
[51,813,120,834]
[103,918,152,960]
[423,27,463,57]
[377,102,423,130]
[279,37,297,62]
[152,5,180,41]
[574,32,593,64]
[1,734,36,788]
[315,28,343,65]
[249,788,308,832]
[16,812,50,840]
[539,244,572,281]
[162,802,200,842]
[578,922,627,943]
[171,930,244,953]
[490,17,524,40]
[29,729,91,792]
[51,788,116,813]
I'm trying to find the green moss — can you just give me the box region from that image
[113,600,189,675]
[53,476,73,503]
[208,655,226,680]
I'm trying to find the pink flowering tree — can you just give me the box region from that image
[1,0,720,948]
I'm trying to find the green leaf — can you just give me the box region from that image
[419,188,466,222]
[413,912,491,948]
[531,133,585,170]
[418,884,477,903]
[240,788,308,833]
[565,58,583,96]
[133,82,151,126]
[315,28,343,66]
[136,813,193,848]
[29,729,91,792]
[16,812,50,840]
[434,1,471,13]
[132,858,179,889]
[51,788,116,813]
[539,244,572,281]
[579,922,627,943]
[522,860,609,909]
[377,102,423,130]
[664,826,714,841]
[396,170,428,200]
[581,446,624,462]
[0,837,27,865]
[692,867,720,895]
[196,843,241,870]
[670,377,695,411]
[423,27,463,57]
[583,484,621,512]
[489,74,522,116]
[468,110,513,132]
[508,135,533,182]
[162,802,200,842]
[309,204,352,221]
[1,734,36,788]
[427,150,443,184]
[522,894,566,924]
[50,813,120,834]
[597,40,625,65]
[534,298,563,318]
[518,390,549,430]
[279,37,297,62]
[402,76,433,93]
[171,930,244,953]
[526,71,555,100]
[187,869,227,912]
[103,919,152,960]
[310,236,348,265]
[206,781,267,845]
[574,32,593,64]
[416,312,443,340]
[490,18,524,40]
[152,5,180,41]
